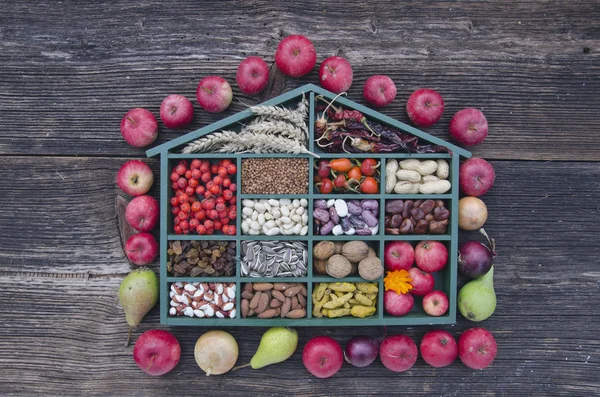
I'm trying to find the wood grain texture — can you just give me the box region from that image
[0,158,598,395]
[0,1,599,160]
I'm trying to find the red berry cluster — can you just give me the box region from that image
[170,159,237,235]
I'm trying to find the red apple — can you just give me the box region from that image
[196,76,233,113]
[126,195,159,232]
[125,232,158,266]
[384,241,414,271]
[302,336,343,378]
[384,290,414,316]
[379,334,418,372]
[236,56,270,95]
[408,267,435,297]
[422,290,449,317]
[406,88,444,127]
[318,56,353,93]
[363,75,396,107]
[120,108,158,148]
[420,330,458,368]
[459,157,496,197]
[415,241,448,272]
[449,108,488,146]
[275,35,316,77]
[133,329,181,376]
[458,328,498,370]
[117,160,154,197]
[160,94,194,129]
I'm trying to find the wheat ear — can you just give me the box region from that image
[181,130,239,153]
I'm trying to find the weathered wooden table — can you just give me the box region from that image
[1,1,598,395]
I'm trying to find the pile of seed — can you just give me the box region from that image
[241,240,307,277]
[241,158,309,195]
[167,240,236,277]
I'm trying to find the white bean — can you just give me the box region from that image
[291,214,302,223]
[241,220,250,233]
[302,214,308,224]
[250,221,260,231]
[267,199,280,207]
[265,227,280,236]
[332,225,344,235]
[257,213,265,225]
[300,225,308,235]
[254,203,266,213]
[334,199,348,217]
[272,209,281,219]
[264,213,273,220]
[280,199,291,206]
[242,199,255,208]
[265,220,276,229]
[251,211,258,221]
[300,199,308,207]
[296,206,305,215]
[280,206,290,217]
[344,227,356,235]
[263,202,271,212]
[292,199,300,208]
[326,199,335,208]
[280,216,292,224]
[242,207,253,216]
[293,224,302,234]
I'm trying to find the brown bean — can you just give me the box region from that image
[284,285,302,297]
[272,290,286,303]
[434,200,445,208]
[241,299,249,318]
[272,282,291,291]
[291,295,300,310]
[241,290,254,300]
[280,297,291,318]
[256,293,269,314]
[299,285,307,297]
[415,220,429,234]
[244,282,253,293]
[249,291,262,309]
[413,199,423,208]
[270,298,283,308]
[257,309,278,318]
[420,199,435,214]
[402,200,414,219]
[286,309,306,319]
[298,293,306,308]
[253,282,274,291]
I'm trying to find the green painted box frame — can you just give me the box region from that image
[148,84,471,327]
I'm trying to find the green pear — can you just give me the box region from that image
[118,268,159,346]
[250,327,298,369]
[458,266,496,322]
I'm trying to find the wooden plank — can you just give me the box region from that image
[0,1,599,160]
[0,157,598,394]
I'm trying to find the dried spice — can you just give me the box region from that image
[168,240,235,277]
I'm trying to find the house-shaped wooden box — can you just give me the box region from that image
[148,83,471,326]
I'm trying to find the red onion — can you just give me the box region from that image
[344,335,380,368]
[458,228,497,279]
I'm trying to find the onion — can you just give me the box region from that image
[194,330,239,376]
[344,335,381,368]
[458,196,488,230]
[458,228,497,279]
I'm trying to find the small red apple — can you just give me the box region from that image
[449,108,488,146]
[406,88,444,127]
[415,241,448,272]
[125,195,159,232]
[384,241,414,271]
[420,330,458,368]
[125,232,158,266]
[408,267,435,297]
[160,94,194,129]
[275,35,317,77]
[133,329,181,376]
[318,56,353,93]
[459,157,496,197]
[458,328,498,370]
[117,160,154,197]
[302,336,343,378]
[363,75,396,107]
[196,76,233,113]
[120,108,158,148]
[379,334,418,372]
[422,290,449,317]
[236,56,270,95]
[384,290,414,316]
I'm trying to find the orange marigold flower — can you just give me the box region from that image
[384,270,413,295]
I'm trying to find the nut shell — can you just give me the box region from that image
[326,254,353,278]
